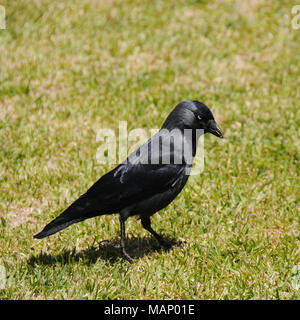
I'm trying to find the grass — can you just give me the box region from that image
[0,0,299,299]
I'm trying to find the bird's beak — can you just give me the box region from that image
[206,119,223,138]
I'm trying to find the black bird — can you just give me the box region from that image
[34,101,223,263]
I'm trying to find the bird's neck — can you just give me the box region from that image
[156,126,204,165]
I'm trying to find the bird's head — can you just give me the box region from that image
[162,100,223,138]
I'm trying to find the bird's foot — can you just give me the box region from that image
[122,250,134,264]
[99,240,133,263]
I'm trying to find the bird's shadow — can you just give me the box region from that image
[28,236,185,267]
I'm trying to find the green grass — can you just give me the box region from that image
[0,0,299,299]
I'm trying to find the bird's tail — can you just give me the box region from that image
[34,195,99,239]
[34,216,85,239]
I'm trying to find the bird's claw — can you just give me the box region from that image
[125,255,134,264]
[122,250,134,264]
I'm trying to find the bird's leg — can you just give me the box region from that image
[119,216,134,264]
[141,217,172,248]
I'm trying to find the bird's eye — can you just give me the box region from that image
[197,115,202,121]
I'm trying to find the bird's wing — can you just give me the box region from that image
[85,132,188,213]
[85,160,186,214]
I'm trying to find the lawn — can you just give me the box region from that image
[0,0,299,299]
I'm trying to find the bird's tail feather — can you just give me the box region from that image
[33,216,85,239]
[34,195,100,239]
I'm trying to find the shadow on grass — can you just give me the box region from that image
[28,236,185,266]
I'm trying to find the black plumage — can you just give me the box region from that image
[34,100,223,263]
